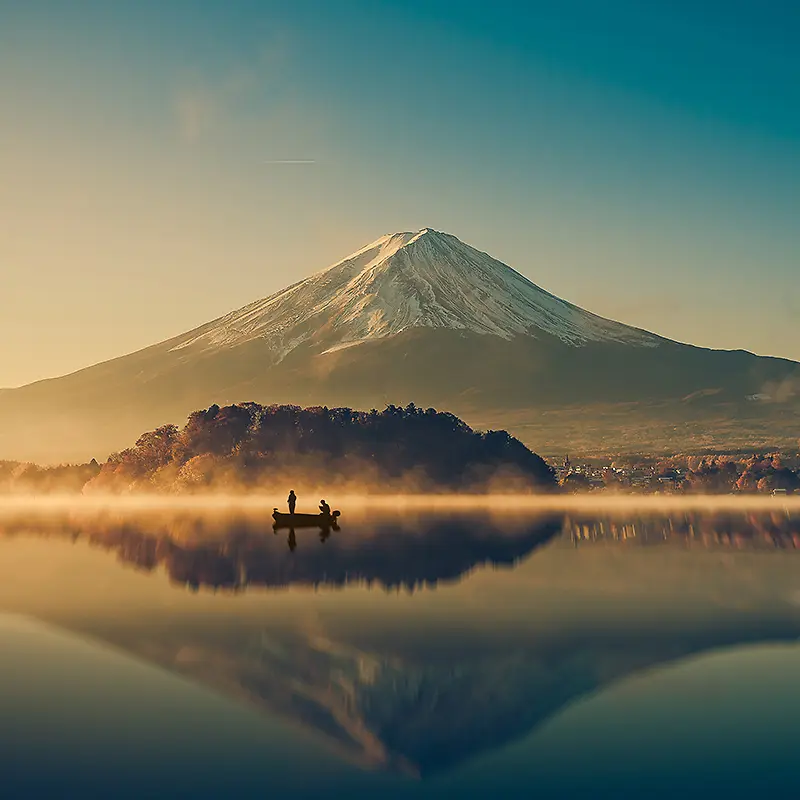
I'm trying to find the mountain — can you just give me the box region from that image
[1,228,798,461]
[172,228,660,354]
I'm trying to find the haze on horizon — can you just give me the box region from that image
[2,492,800,517]
[1,0,798,389]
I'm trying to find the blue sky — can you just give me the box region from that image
[1,0,798,386]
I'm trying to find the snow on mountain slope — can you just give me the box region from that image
[171,228,660,361]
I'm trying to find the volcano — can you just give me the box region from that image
[168,228,660,355]
[1,228,798,461]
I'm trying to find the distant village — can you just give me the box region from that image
[554,452,800,495]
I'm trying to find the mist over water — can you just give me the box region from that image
[1,492,799,516]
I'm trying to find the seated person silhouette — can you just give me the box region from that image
[319,499,331,517]
[288,490,297,515]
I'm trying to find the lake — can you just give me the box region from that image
[1,502,800,798]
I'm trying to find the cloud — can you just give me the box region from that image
[760,374,800,403]
[175,86,217,142]
[173,69,257,143]
[172,34,290,144]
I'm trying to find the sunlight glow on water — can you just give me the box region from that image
[0,492,799,516]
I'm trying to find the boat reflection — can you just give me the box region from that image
[0,510,563,593]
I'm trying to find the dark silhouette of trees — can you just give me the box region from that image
[651,452,800,495]
[86,402,557,493]
[1,512,561,593]
[560,472,594,492]
[684,460,739,494]
[757,469,800,493]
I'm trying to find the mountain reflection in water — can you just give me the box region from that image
[2,507,800,785]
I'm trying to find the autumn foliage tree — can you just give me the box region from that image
[86,402,557,494]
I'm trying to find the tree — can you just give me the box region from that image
[135,425,179,468]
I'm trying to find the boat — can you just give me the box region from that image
[272,509,341,529]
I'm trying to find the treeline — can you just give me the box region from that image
[560,451,800,494]
[84,402,557,494]
[659,453,800,494]
[0,459,100,494]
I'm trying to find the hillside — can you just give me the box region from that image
[1,228,797,462]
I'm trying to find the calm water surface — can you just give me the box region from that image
[1,506,800,798]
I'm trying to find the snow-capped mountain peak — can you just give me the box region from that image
[171,228,660,360]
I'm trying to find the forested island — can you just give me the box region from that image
[1,403,557,494]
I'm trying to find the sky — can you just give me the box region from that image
[1,0,798,388]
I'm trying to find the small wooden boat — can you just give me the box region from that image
[272,509,341,529]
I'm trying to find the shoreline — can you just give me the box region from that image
[0,492,798,516]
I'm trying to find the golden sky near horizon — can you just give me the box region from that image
[2,2,798,389]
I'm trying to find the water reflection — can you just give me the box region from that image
[1,508,800,786]
[0,509,562,593]
[567,511,800,549]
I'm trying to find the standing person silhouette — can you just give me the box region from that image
[288,490,297,515]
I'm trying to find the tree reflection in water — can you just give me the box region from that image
[0,509,563,593]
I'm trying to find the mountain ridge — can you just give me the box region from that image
[165,228,661,362]
[0,227,798,462]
